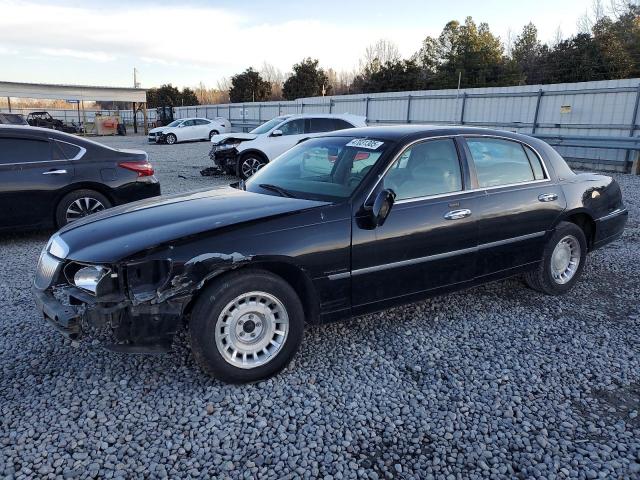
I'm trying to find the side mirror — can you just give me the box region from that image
[271,129,283,137]
[371,189,395,227]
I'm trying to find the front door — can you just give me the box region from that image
[462,136,567,275]
[263,118,306,159]
[351,137,481,313]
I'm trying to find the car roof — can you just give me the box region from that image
[284,113,365,120]
[0,125,105,146]
[321,124,535,142]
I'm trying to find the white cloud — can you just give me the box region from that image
[40,48,116,63]
[0,1,424,83]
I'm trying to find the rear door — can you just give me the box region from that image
[0,134,74,228]
[462,136,566,276]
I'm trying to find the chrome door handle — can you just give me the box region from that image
[42,169,67,175]
[444,209,472,220]
[538,193,558,202]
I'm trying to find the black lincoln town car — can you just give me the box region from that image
[33,126,628,383]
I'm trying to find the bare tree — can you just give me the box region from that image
[551,25,564,47]
[359,39,401,74]
[260,62,286,100]
[578,0,607,32]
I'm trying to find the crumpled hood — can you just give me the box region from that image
[57,186,328,263]
[210,132,258,144]
[149,126,171,134]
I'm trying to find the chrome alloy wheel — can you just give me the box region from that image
[550,235,581,284]
[241,157,264,178]
[65,197,106,223]
[215,291,289,369]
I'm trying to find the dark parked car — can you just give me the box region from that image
[33,126,628,383]
[0,125,160,230]
[0,112,28,125]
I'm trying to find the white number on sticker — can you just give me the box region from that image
[346,139,384,150]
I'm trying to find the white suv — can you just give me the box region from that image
[209,113,366,179]
[149,117,231,144]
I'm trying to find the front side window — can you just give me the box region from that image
[166,120,182,127]
[246,136,393,201]
[382,138,463,200]
[182,120,196,127]
[0,138,51,164]
[251,117,288,134]
[278,119,305,136]
[466,138,545,188]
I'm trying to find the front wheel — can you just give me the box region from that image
[165,133,177,145]
[189,270,304,383]
[524,221,587,295]
[238,154,266,180]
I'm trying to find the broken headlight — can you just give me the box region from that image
[65,264,116,296]
[214,143,239,151]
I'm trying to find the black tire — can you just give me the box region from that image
[165,133,177,145]
[189,270,304,383]
[524,221,587,295]
[238,153,266,180]
[55,189,112,227]
[208,130,219,140]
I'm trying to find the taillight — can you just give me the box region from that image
[118,161,154,177]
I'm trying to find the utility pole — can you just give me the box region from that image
[133,67,140,88]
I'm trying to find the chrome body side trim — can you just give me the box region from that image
[329,231,547,279]
[597,208,627,222]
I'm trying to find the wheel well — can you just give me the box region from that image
[183,261,320,325]
[565,212,596,250]
[239,150,268,163]
[53,183,115,221]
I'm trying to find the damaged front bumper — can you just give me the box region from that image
[209,144,239,174]
[33,283,183,353]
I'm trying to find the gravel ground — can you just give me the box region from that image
[1,135,639,479]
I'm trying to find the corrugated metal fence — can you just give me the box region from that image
[174,78,640,172]
[3,78,640,171]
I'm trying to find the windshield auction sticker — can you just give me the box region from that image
[346,139,384,150]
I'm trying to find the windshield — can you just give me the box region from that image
[250,117,288,134]
[166,120,182,127]
[245,136,393,201]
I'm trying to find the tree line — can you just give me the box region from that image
[145,2,640,107]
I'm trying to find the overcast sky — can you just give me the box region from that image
[0,0,594,89]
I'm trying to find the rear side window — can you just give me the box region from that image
[195,119,210,125]
[55,141,82,160]
[308,118,337,133]
[0,137,51,164]
[333,119,354,130]
[466,138,545,188]
[523,145,546,180]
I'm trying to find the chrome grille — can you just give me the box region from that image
[34,251,62,290]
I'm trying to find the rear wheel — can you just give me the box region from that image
[55,189,111,227]
[238,153,266,179]
[189,270,304,383]
[165,133,177,145]
[208,130,219,140]
[524,221,587,295]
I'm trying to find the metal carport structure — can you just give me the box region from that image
[0,81,148,134]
